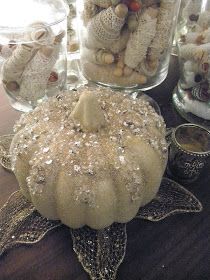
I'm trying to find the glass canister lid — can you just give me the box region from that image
[0,0,69,44]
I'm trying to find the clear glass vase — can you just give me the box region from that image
[0,0,69,112]
[77,0,181,90]
[173,0,210,129]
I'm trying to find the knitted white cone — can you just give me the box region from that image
[18,44,60,102]
[85,5,128,50]
[149,0,176,61]
[124,9,157,69]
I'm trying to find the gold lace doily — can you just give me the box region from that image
[0,134,203,280]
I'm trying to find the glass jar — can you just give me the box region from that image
[173,0,210,129]
[77,0,181,90]
[0,0,69,112]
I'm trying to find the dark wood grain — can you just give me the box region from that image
[0,56,209,280]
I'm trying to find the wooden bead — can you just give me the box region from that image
[115,4,128,18]
[124,66,133,76]
[103,53,114,64]
[68,41,80,52]
[117,60,124,69]
[113,67,123,77]
[137,74,147,84]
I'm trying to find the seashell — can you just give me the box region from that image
[136,58,159,77]
[109,29,130,54]
[183,93,210,120]
[191,84,210,102]
[86,4,128,50]
[197,11,210,30]
[182,0,201,23]
[83,1,98,25]
[124,8,157,69]
[180,44,209,62]
[25,22,54,47]
[0,45,13,59]
[82,48,114,65]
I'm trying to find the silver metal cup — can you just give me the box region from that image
[167,123,210,183]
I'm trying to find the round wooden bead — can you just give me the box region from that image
[113,67,123,77]
[115,4,128,18]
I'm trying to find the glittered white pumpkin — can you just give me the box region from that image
[10,87,168,229]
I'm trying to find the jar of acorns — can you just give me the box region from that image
[77,0,181,90]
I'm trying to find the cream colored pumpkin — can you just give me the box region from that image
[10,87,168,229]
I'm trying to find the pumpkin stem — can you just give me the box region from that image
[70,91,106,132]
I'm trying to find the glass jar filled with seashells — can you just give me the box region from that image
[77,0,181,90]
[173,0,210,129]
[0,0,69,112]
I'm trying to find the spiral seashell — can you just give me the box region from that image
[86,4,128,50]
[191,84,210,102]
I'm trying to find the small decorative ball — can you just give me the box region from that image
[115,3,128,18]
[128,1,141,12]
[5,81,20,92]
[113,67,123,77]
[48,71,59,83]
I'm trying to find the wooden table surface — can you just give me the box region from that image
[0,57,210,280]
